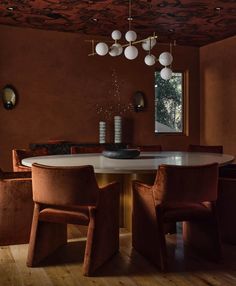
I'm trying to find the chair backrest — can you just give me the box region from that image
[129,145,162,152]
[219,164,236,178]
[47,139,70,144]
[70,146,105,154]
[12,148,48,171]
[32,163,98,206]
[153,163,219,203]
[188,144,223,154]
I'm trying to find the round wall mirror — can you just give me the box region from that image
[2,85,17,110]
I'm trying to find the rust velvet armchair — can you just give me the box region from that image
[127,145,162,152]
[0,169,33,245]
[132,163,221,271]
[137,145,162,152]
[27,163,120,276]
[12,148,48,172]
[218,164,236,244]
[218,177,236,244]
[70,146,105,154]
[188,144,223,153]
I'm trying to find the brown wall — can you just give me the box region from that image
[200,36,236,157]
[0,25,200,170]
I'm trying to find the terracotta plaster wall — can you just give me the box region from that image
[0,25,200,170]
[200,36,236,157]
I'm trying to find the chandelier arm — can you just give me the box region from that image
[92,40,94,54]
[121,35,158,48]
[87,35,158,55]
[88,52,96,56]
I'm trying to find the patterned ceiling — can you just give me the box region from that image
[0,0,235,46]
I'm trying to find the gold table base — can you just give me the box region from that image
[96,173,156,231]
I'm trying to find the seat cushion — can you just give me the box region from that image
[160,202,212,222]
[39,206,90,225]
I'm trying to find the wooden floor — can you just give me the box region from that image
[1,225,236,286]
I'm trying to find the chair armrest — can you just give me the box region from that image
[0,178,32,204]
[97,181,120,209]
[0,176,33,245]
[0,177,32,185]
[16,165,31,172]
[87,181,120,215]
[132,179,158,254]
[1,171,32,179]
[85,182,120,275]
[99,181,120,191]
[132,180,152,192]
[132,180,156,211]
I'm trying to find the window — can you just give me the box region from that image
[155,71,184,133]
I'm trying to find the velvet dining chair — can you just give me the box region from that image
[217,177,236,244]
[217,164,236,244]
[128,145,162,152]
[132,163,221,271]
[219,163,236,178]
[0,169,33,245]
[188,144,223,154]
[70,146,105,154]
[27,163,120,276]
[12,148,48,172]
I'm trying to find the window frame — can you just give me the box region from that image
[154,70,188,135]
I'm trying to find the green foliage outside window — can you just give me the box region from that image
[155,72,183,133]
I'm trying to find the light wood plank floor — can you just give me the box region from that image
[1,225,236,286]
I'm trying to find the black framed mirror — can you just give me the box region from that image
[133,91,145,112]
[2,85,17,110]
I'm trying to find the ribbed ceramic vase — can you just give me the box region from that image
[114,116,122,143]
[99,121,106,144]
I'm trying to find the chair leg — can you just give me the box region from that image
[27,204,67,267]
[157,219,168,271]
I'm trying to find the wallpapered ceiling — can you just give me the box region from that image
[0,0,235,46]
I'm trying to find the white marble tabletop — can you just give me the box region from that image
[22,151,234,174]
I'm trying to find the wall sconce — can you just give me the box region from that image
[1,85,17,110]
[133,91,145,112]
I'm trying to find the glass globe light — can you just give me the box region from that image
[111,30,122,40]
[95,42,109,56]
[112,43,123,56]
[142,38,157,51]
[144,54,156,66]
[125,30,137,42]
[160,67,173,80]
[159,52,173,66]
[109,45,119,57]
[124,45,138,60]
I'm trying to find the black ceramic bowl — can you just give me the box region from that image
[102,149,140,159]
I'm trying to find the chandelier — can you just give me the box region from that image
[88,0,173,80]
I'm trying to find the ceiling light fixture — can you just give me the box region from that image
[87,0,173,80]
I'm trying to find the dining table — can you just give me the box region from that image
[22,151,234,230]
